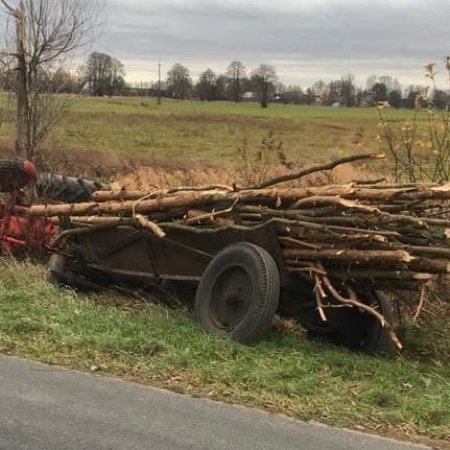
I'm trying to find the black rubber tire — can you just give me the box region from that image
[47,253,68,286]
[36,173,109,203]
[47,252,103,291]
[195,243,280,344]
[360,290,397,355]
[301,289,396,355]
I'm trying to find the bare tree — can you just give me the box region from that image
[251,64,277,108]
[166,63,192,99]
[226,60,245,102]
[84,52,125,97]
[196,68,219,101]
[0,0,101,160]
[339,74,356,107]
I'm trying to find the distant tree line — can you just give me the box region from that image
[150,66,448,110]
[0,51,126,98]
[160,61,279,108]
[1,51,448,110]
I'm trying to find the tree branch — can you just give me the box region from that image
[0,0,18,17]
[242,153,386,190]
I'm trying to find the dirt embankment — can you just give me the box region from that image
[0,144,372,189]
[112,162,366,190]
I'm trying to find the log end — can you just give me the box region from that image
[401,251,414,263]
[369,153,386,160]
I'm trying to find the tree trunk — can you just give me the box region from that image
[14,1,31,160]
[260,80,268,108]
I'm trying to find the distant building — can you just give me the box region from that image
[242,91,257,101]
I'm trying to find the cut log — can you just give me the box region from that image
[282,248,413,264]
[92,189,162,202]
[30,191,234,217]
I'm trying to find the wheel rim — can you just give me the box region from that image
[209,266,252,330]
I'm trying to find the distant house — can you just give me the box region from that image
[242,91,256,102]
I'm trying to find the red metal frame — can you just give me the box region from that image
[0,203,58,257]
[0,160,58,258]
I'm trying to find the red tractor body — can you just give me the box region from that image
[0,160,58,258]
[0,204,58,258]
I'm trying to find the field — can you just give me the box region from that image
[0,97,449,448]
[50,99,383,161]
[0,95,421,169]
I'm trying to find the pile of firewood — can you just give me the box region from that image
[30,153,450,349]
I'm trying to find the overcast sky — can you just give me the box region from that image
[97,0,450,89]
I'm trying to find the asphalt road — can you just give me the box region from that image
[0,356,431,450]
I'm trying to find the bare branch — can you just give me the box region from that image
[0,0,18,17]
[242,153,386,190]
[0,0,103,158]
[413,284,427,323]
[318,266,403,350]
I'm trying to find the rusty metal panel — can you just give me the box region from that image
[60,221,285,283]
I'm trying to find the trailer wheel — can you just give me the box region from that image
[302,289,396,355]
[47,253,68,286]
[195,243,280,344]
[359,290,397,355]
[47,253,101,291]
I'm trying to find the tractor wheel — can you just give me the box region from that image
[36,173,109,203]
[0,160,38,192]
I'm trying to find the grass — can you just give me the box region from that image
[0,259,449,448]
[0,95,423,165]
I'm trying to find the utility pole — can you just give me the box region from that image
[157,59,162,105]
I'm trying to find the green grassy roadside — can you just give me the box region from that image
[0,260,449,448]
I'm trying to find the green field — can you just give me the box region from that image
[0,95,421,165]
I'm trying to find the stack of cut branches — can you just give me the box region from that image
[30,153,450,349]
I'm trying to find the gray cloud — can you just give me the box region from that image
[97,0,450,86]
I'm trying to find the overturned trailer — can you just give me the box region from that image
[3,155,450,355]
[48,217,396,354]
